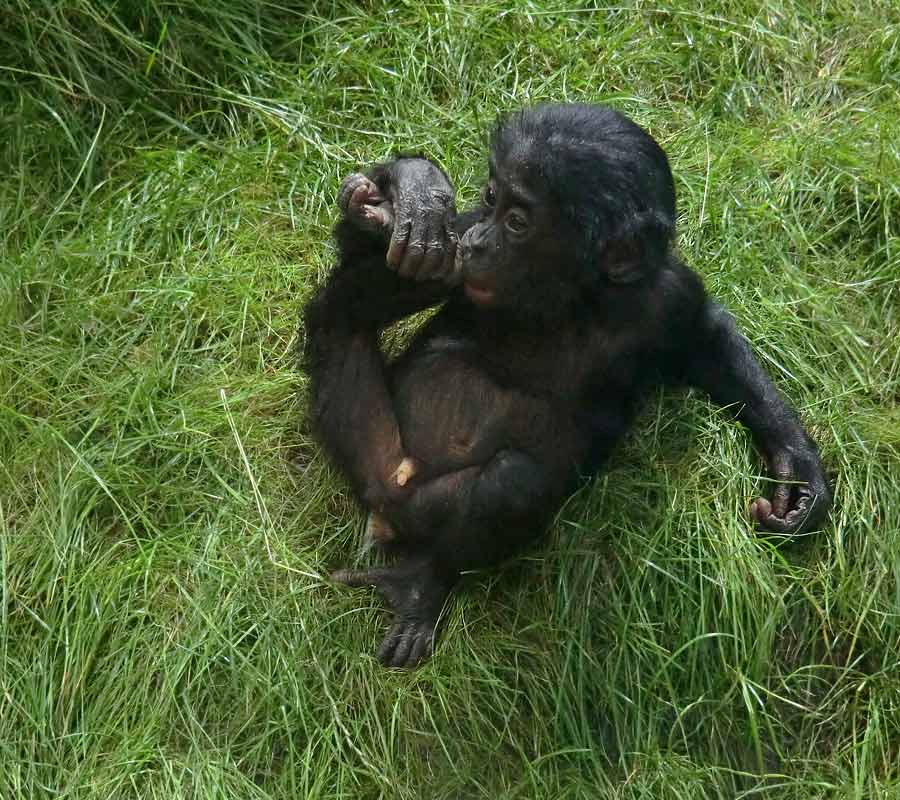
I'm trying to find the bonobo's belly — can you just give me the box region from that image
[391,346,515,473]
[390,338,583,476]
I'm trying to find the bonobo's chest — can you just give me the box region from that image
[438,306,640,399]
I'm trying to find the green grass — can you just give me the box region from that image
[1,0,899,797]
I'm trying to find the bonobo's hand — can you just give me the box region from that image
[751,441,832,536]
[384,158,458,282]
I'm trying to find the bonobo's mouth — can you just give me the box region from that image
[464,281,495,305]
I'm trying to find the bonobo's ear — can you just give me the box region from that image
[600,210,673,284]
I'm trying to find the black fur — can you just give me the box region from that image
[302,103,831,668]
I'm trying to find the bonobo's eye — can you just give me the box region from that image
[505,209,529,235]
[482,184,497,208]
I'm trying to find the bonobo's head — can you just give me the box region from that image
[457,103,676,316]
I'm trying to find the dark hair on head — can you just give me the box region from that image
[490,104,677,271]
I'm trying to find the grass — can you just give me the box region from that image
[1,0,899,797]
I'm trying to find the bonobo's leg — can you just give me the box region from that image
[333,449,562,668]
[681,300,831,535]
[303,169,454,509]
[303,264,448,507]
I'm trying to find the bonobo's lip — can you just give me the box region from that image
[464,281,495,305]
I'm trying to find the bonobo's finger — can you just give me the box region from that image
[377,622,433,668]
[397,248,425,279]
[770,481,791,518]
[419,215,456,281]
[331,567,392,588]
[419,241,445,282]
[361,202,394,231]
[783,488,825,533]
[349,182,382,215]
[396,232,426,279]
[799,488,829,531]
[751,497,794,535]
[442,226,460,283]
[395,207,434,278]
[338,173,394,235]
[344,174,383,214]
[386,217,412,269]
[350,181,371,210]
[750,497,771,522]
[425,193,457,281]
[751,489,824,536]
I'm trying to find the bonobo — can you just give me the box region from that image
[302,104,831,668]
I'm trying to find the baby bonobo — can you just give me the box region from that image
[302,104,830,668]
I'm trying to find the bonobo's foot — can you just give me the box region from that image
[331,558,454,668]
[338,173,394,235]
[364,512,396,545]
[751,444,832,536]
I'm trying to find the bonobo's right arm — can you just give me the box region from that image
[309,157,462,335]
[301,156,462,508]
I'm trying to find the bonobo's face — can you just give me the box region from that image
[456,104,681,317]
[456,156,572,312]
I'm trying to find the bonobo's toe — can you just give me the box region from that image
[337,173,369,213]
[338,173,393,233]
[392,456,420,487]
[377,620,435,668]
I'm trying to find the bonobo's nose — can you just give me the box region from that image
[459,223,490,260]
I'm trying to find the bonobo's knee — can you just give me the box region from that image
[474,450,550,520]
[361,476,412,516]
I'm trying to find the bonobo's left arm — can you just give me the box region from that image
[683,301,831,535]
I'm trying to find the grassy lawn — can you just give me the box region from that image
[2,1,899,797]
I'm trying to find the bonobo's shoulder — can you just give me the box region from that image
[625,259,707,349]
[657,257,706,304]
